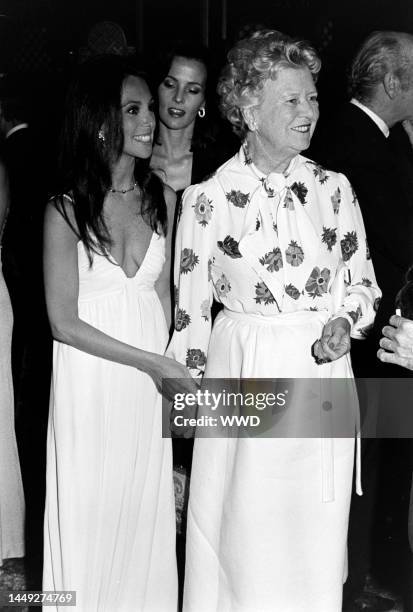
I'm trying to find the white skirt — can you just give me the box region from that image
[183,309,356,612]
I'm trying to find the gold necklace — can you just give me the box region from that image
[108,181,137,194]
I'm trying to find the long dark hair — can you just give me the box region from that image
[154,43,221,152]
[56,54,167,264]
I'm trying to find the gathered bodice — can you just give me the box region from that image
[77,232,165,302]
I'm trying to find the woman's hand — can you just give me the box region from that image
[312,317,351,364]
[145,354,200,401]
[378,314,413,371]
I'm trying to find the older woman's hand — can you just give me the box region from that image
[378,314,413,370]
[312,317,351,364]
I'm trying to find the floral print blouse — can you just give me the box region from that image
[168,145,381,377]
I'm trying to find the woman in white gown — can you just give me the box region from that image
[168,31,381,611]
[0,160,25,567]
[42,55,197,612]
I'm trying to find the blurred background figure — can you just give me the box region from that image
[0,156,25,571]
[0,79,51,406]
[0,79,51,583]
[79,20,135,61]
[0,82,42,409]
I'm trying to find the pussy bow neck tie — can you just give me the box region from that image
[238,151,320,311]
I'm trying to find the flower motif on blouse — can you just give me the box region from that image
[283,188,295,210]
[254,281,276,305]
[200,299,210,321]
[340,231,358,261]
[312,163,329,184]
[207,258,214,282]
[259,247,283,272]
[192,192,213,226]
[215,273,231,298]
[256,217,261,231]
[305,267,331,298]
[273,223,278,234]
[347,305,362,325]
[285,283,301,300]
[351,185,358,205]
[321,226,337,252]
[356,278,372,287]
[175,308,191,331]
[260,178,275,198]
[366,240,371,260]
[243,145,253,165]
[217,235,242,258]
[285,240,305,267]
[226,190,250,208]
[180,248,199,274]
[291,181,308,205]
[331,187,341,214]
[358,323,374,338]
[186,348,207,373]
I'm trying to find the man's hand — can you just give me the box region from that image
[378,314,413,370]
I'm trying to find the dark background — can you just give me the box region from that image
[0,0,410,128]
[0,0,411,122]
[0,0,412,69]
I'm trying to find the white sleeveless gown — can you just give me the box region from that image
[43,233,177,611]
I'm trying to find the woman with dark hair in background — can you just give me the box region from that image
[42,54,197,611]
[151,43,236,206]
[0,158,24,569]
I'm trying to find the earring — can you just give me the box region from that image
[198,108,206,118]
[98,130,105,142]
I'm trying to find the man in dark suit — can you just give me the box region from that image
[310,31,413,612]
[312,31,413,356]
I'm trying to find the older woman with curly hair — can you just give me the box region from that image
[168,30,381,611]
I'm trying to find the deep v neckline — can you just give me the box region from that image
[106,232,156,280]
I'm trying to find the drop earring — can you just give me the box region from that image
[198,107,206,118]
[98,130,105,142]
